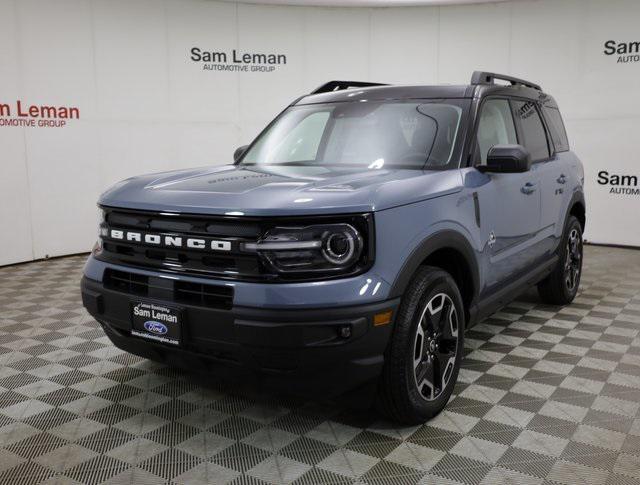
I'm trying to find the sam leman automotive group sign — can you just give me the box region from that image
[0,100,79,128]
[190,47,288,73]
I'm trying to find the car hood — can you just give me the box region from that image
[99,164,463,215]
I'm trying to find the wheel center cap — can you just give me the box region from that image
[429,340,437,353]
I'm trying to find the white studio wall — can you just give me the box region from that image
[1,0,639,266]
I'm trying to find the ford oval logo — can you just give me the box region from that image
[144,321,168,335]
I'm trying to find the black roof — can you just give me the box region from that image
[296,84,475,105]
[295,71,556,107]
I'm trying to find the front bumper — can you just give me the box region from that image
[81,276,399,397]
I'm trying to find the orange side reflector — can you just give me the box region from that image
[374,310,393,326]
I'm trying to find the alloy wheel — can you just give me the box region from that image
[413,293,459,401]
[565,228,582,291]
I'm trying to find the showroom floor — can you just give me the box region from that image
[0,246,639,485]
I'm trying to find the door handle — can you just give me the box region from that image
[521,182,538,195]
[557,174,567,184]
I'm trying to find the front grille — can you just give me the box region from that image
[96,207,374,282]
[98,207,266,280]
[104,269,233,310]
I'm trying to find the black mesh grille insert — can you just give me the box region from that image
[104,269,148,296]
[104,269,233,310]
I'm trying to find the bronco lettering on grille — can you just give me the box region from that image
[108,229,232,252]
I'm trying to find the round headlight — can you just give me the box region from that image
[243,222,367,275]
[322,226,361,266]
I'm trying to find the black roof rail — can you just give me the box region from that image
[310,80,388,95]
[470,71,541,91]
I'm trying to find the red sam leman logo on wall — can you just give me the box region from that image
[0,100,79,128]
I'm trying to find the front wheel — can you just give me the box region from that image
[377,266,465,424]
[537,215,583,305]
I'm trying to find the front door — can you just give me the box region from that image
[472,98,542,290]
[477,171,542,289]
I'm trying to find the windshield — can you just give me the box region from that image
[240,100,466,170]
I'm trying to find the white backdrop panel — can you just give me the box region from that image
[437,2,511,84]
[166,0,241,123]
[92,0,171,121]
[0,0,34,266]
[0,131,33,266]
[369,7,439,84]
[570,117,640,248]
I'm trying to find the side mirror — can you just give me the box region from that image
[233,145,249,163]
[480,144,531,173]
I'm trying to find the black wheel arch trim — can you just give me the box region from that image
[388,230,480,303]
[566,190,586,231]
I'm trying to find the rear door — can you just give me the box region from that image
[512,100,563,258]
[540,103,574,252]
[472,98,542,289]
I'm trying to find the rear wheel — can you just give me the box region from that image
[377,266,464,424]
[537,215,583,305]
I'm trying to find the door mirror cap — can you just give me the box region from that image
[234,145,249,163]
[480,144,532,173]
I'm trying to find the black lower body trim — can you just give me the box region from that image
[469,254,559,326]
[81,276,399,398]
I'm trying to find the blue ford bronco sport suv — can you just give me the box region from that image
[82,71,585,423]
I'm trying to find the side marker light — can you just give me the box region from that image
[374,310,393,327]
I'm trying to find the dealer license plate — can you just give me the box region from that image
[131,301,183,346]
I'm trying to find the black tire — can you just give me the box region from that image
[377,266,465,424]
[537,215,583,305]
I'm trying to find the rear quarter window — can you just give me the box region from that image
[542,106,570,152]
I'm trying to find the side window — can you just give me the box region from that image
[513,100,550,161]
[542,106,569,152]
[475,99,518,164]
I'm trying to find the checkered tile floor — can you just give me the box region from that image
[1,246,640,485]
